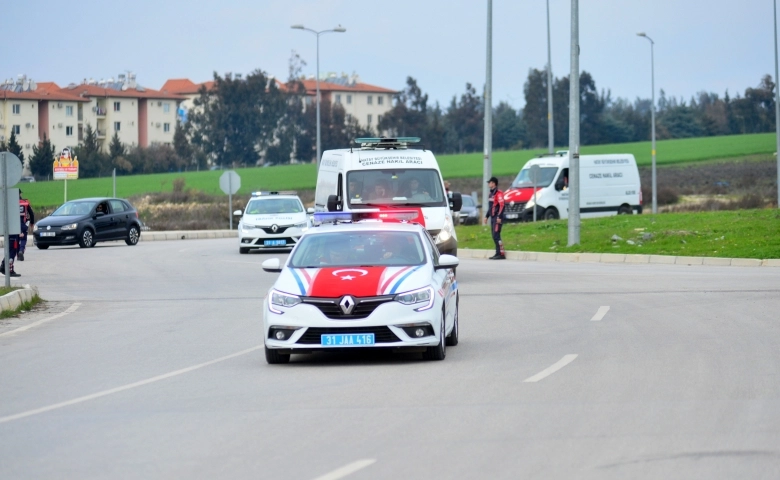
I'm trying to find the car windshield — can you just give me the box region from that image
[245,198,303,214]
[290,231,426,268]
[347,169,447,208]
[461,195,475,207]
[511,167,560,188]
[51,201,96,216]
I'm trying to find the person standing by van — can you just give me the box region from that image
[18,190,34,261]
[484,176,506,260]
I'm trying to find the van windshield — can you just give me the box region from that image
[511,167,560,188]
[347,169,447,208]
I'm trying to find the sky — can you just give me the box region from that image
[2,0,773,110]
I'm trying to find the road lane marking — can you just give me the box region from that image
[0,303,81,338]
[523,354,578,383]
[590,306,610,321]
[312,460,377,480]
[0,345,263,424]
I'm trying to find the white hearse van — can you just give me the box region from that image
[503,151,643,221]
[315,137,462,255]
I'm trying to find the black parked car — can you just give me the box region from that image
[34,197,142,249]
[457,194,481,225]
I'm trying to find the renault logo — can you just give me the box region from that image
[339,295,355,315]
[271,224,279,233]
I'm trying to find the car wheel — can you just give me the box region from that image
[78,229,95,248]
[423,310,446,361]
[36,244,49,250]
[618,204,632,215]
[125,225,140,246]
[543,207,560,220]
[239,247,250,254]
[265,346,290,364]
[446,295,459,346]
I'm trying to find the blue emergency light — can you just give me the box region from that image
[251,190,298,197]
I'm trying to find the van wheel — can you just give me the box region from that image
[543,208,559,220]
[618,205,632,215]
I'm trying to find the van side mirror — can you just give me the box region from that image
[555,178,565,191]
[450,192,463,212]
[327,194,341,212]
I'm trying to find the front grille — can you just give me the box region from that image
[297,326,401,344]
[303,296,394,319]
[261,226,290,234]
[505,202,527,213]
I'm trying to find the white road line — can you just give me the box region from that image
[312,460,377,480]
[590,306,610,321]
[0,302,81,338]
[523,354,578,383]
[0,345,263,424]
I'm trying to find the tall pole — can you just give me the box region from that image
[546,0,555,154]
[567,0,580,246]
[775,0,780,208]
[2,154,9,287]
[638,32,657,214]
[482,0,493,219]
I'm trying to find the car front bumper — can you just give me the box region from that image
[33,231,79,246]
[239,227,306,249]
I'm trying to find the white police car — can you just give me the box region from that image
[260,211,459,364]
[235,191,311,254]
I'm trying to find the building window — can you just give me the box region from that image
[66,126,73,136]
[367,114,373,124]
[367,95,373,105]
[12,104,21,115]
[65,105,74,116]
[113,101,121,112]
[378,114,382,124]
[346,95,352,104]
[12,125,20,134]
[163,103,170,113]
[163,123,171,133]
[378,96,384,105]
[114,122,121,131]
[335,94,341,104]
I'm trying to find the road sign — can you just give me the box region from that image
[0,152,23,187]
[219,171,240,195]
[0,188,20,236]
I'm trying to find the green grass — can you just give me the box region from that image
[456,209,780,259]
[21,133,777,208]
[0,294,43,319]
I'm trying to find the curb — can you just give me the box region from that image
[0,285,39,313]
[138,230,238,242]
[458,249,780,267]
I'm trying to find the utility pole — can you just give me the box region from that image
[482,0,493,219]
[567,0,581,246]
[547,0,555,154]
[775,0,780,208]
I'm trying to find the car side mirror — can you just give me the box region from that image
[262,258,283,273]
[449,192,463,212]
[327,194,341,212]
[307,207,315,214]
[233,209,243,216]
[435,254,459,270]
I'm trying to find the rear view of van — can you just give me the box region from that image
[314,137,462,255]
[503,152,642,221]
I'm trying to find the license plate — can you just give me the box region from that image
[40,232,56,237]
[506,213,519,219]
[321,333,375,347]
[264,239,287,246]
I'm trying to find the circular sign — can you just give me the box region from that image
[219,170,241,195]
[0,152,23,187]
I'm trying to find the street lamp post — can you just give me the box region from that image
[482,0,493,220]
[546,0,554,154]
[291,24,346,167]
[637,32,657,214]
[774,0,780,208]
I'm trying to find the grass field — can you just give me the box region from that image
[456,209,780,259]
[20,132,776,208]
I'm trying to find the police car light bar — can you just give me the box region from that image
[313,210,420,225]
[355,137,421,149]
[251,190,298,196]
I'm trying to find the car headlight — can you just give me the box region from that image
[269,289,302,314]
[394,286,434,311]
[33,224,39,232]
[60,223,78,231]
[293,222,308,230]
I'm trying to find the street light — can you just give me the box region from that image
[774,0,780,208]
[291,24,346,167]
[637,32,657,214]
[546,0,554,154]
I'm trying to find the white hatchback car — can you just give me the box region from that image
[261,211,460,364]
[235,192,311,254]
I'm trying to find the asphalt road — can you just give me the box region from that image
[1,238,779,479]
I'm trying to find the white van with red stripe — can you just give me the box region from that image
[315,137,462,255]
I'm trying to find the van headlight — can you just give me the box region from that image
[394,286,434,311]
[436,215,455,244]
[60,223,78,231]
[525,199,535,209]
[269,289,302,314]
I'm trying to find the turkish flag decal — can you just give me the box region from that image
[308,267,387,298]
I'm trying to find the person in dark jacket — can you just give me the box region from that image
[18,190,34,261]
[1,216,26,277]
[484,176,506,259]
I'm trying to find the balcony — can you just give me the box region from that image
[96,129,106,138]
[95,107,107,117]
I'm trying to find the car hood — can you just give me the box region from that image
[37,215,86,227]
[242,213,307,227]
[275,265,431,298]
[503,188,537,203]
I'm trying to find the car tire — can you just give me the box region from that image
[543,207,560,220]
[618,204,632,215]
[125,225,140,246]
[36,244,49,250]
[239,247,250,254]
[446,295,459,346]
[265,346,290,364]
[423,310,446,361]
[78,229,95,248]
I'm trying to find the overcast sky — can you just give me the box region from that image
[3,0,772,110]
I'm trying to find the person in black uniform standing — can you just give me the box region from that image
[484,176,506,260]
[18,190,34,261]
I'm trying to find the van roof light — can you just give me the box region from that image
[313,209,420,225]
[251,190,298,197]
[354,137,421,150]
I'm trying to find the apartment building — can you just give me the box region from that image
[300,74,396,131]
[160,78,214,123]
